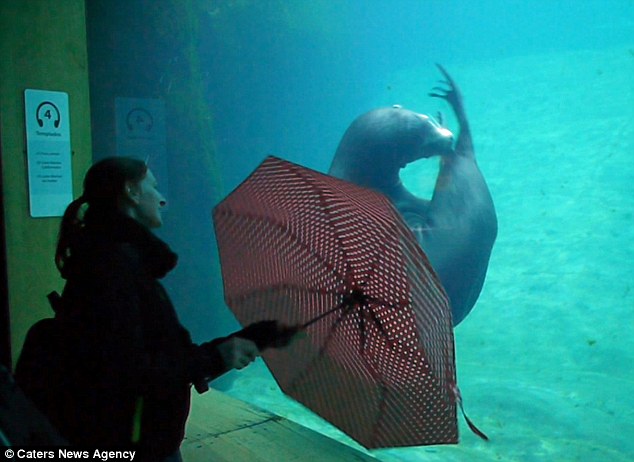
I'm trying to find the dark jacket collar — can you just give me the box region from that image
[81,210,178,279]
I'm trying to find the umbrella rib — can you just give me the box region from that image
[289,167,358,285]
[221,209,349,285]
[354,312,392,447]
[360,341,390,446]
[367,297,401,311]
[363,301,395,348]
[288,300,349,391]
[361,230,398,290]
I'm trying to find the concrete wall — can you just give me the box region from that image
[0,0,92,366]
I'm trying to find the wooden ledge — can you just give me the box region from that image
[183,389,376,461]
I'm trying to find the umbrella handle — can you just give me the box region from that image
[301,303,343,329]
[300,293,402,329]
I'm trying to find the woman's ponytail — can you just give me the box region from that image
[55,195,88,278]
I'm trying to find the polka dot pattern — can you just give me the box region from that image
[214,156,457,448]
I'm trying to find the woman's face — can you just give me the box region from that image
[128,169,166,228]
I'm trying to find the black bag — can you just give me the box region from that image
[0,364,68,445]
[14,292,75,430]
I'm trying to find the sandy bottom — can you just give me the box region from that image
[223,46,634,461]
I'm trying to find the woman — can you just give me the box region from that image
[49,157,292,460]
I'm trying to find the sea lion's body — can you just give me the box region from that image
[329,66,497,325]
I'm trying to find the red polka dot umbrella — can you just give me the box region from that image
[213,156,461,448]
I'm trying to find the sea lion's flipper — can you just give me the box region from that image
[429,64,473,158]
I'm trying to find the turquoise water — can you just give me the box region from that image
[198,3,634,461]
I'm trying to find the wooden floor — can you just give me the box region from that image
[182,389,376,461]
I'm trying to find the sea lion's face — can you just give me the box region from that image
[415,113,454,158]
[381,108,453,166]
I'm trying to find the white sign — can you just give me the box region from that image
[115,97,168,199]
[24,89,73,217]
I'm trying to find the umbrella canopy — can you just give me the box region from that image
[213,156,458,448]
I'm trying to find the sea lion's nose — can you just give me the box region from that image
[438,127,453,139]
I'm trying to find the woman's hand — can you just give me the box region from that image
[234,320,305,351]
[217,336,259,370]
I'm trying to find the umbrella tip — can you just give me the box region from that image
[453,385,489,441]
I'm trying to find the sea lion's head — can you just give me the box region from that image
[330,106,453,187]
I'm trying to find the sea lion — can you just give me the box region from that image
[328,65,497,326]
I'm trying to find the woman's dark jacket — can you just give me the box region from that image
[52,211,227,456]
